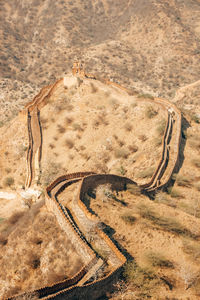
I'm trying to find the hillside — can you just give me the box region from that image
[0,68,199,299]
[0,0,200,299]
[0,0,200,127]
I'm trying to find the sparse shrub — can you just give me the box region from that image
[145,251,174,268]
[5,167,12,174]
[124,122,132,131]
[49,143,55,149]
[90,82,98,93]
[136,167,154,179]
[138,134,147,142]
[8,211,24,225]
[118,140,125,147]
[26,252,40,269]
[128,144,138,152]
[121,214,136,225]
[0,234,7,246]
[167,187,183,198]
[137,204,196,238]
[182,240,200,261]
[191,114,200,124]
[192,159,200,168]
[145,106,158,119]
[65,116,74,124]
[194,182,200,191]
[114,148,129,159]
[4,176,14,187]
[155,191,176,207]
[154,137,162,147]
[72,123,82,131]
[57,124,66,134]
[174,174,191,187]
[117,165,126,175]
[65,138,74,149]
[123,261,160,296]
[156,119,166,136]
[127,183,141,195]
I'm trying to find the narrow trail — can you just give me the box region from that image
[9,65,182,299]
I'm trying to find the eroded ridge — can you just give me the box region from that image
[9,65,182,299]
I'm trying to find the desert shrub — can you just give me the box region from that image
[8,211,24,225]
[118,140,125,147]
[182,240,200,261]
[123,261,160,297]
[127,183,141,195]
[173,174,191,187]
[191,114,200,124]
[138,134,147,142]
[121,214,136,225]
[194,182,200,191]
[0,234,7,245]
[137,204,196,239]
[5,167,11,174]
[145,252,174,268]
[114,148,129,159]
[117,165,126,175]
[167,187,183,198]
[65,138,74,149]
[57,124,66,133]
[156,119,166,136]
[192,159,200,168]
[128,144,138,152]
[145,106,158,119]
[4,176,14,187]
[155,191,176,207]
[90,82,98,93]
[72,122,82,131]
[124,122,132,131]
[136,167,154,179]
[49,143,55,149]
[26,252,40,269]
[65,116,74,124]
[154,137,162,147]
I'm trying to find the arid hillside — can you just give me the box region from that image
[0,0,200,126]
[0,71,199,299]
[0,0,200,299]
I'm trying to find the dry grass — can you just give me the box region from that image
[126,183,141,195]
[191,158,200,168]
[124,122,132,131]
[3,176,15,187]
[137,204,197,239]
[65,138,74,149]
[138,134,147,142]
[128,144,138,152]
[136,167,154,179]
[114,148,129,159]
[145,105,158,119]
[121,214,136,225]
[123,261,160,297]
[173,174,192,187]
[167,187,183,198]
[57,124,66,134]
[156,119,166,136]
[145,251,174,268]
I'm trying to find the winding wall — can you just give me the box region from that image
[9,65,182,299]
